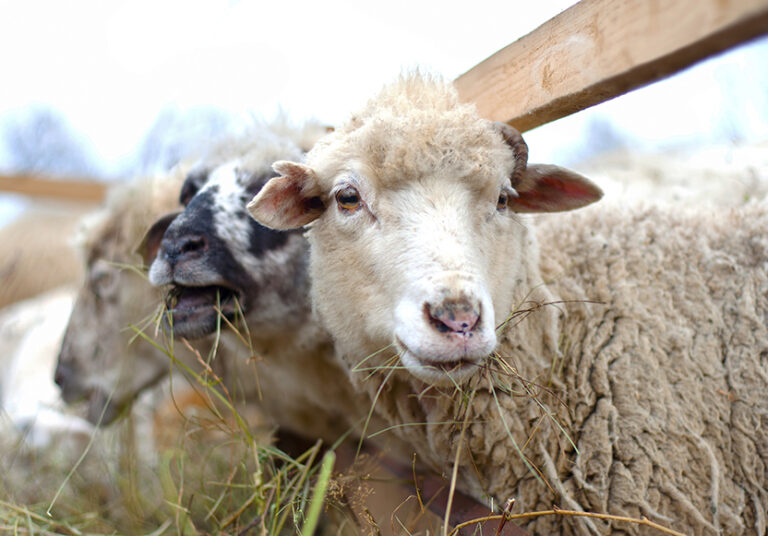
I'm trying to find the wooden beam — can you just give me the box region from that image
[455,0,768,132]
[0,174,107,203]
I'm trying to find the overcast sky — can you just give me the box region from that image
[0,0,574,170]
[1,0,767,178]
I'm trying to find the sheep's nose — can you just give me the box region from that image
[163,234,208,265]
[427,299,480,335]
[54,361,75,389]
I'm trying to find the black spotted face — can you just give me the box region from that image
[149,161,306,339]
[179,167,209,206]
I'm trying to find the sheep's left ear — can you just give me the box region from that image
[137,211,180,266]
[509,164,603,213]
[247,161,325,230]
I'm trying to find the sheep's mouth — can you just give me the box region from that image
[395,337,479,385]
[86,389,131,426]
[164,284,243,339]
[57,383,129,426]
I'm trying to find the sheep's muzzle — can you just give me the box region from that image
[164,284,242,339]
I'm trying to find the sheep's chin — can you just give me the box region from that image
[86,388,128,426]
[165,285,242,339]
[396,339,479,387]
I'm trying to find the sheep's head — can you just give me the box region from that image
[248,76,602,389]
[55,174,185,425]
[147,159,310,341]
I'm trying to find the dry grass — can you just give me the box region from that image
[0,284,685,536]
[0,298,353,536]
[0,391,347,535]
[342,295,688,536]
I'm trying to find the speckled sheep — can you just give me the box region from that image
[146,123,372,443]
[56,123,378,449]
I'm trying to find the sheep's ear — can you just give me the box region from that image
[247,161,325,230]
[179,168,209,206]
[137,211,181,266]
[509,164,603,213]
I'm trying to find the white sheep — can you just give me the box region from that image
[248,74,768,535]
[54,165,209,425]
[579,143,768,206]
[0,205,87,310]
[0,286,93,451]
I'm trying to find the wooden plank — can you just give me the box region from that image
[0,174,107,203]
[455,0,768,132]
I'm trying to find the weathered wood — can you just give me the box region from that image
[455,0,768,132]
[0,174,107,203]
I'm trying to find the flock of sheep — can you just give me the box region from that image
[1,73,767,535]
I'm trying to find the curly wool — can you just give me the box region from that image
[415,202,768,535]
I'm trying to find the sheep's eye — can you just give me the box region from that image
[91,270,116,299]
[497,192,509,211]
[90,260,119,299]
[335,186,362,213]
[497,186,518,212]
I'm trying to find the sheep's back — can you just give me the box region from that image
[530,202,768,535]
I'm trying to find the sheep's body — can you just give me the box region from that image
[543,203,768,534]
[248,75,768,535]
[580,143,768,207]
[0,205,87,309]
[415,202,768,535]
[0,286,92,449]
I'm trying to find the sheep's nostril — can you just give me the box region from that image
[179,235,207,255]
[165,234,208,264]
[54,361,73,388]
[427,301,480,335]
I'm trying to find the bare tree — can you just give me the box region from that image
[2,107,101,177]
[134,105,233,174]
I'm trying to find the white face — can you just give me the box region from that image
[57,256,171,424]
[247,110,601,390]
[307,165,527,387]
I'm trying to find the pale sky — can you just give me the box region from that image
[1,0,767,178]
[0,0,578,170]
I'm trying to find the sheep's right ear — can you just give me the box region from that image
[137,211,180,266]
[509,164,603,213]
[247,161,325,230]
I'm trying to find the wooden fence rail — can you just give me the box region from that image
[0,173,107,203]
[455,0,768,132]
[2,0,768,203]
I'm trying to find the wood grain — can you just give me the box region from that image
[455,0,768,131]
[0,174,107,203]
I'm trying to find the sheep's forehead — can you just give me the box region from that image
[199,161,292,277]
[196,163,253,245]
[203,161,249,199]
[312,114,513,196]
[196,162,252,222]
[327,143,509,208]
